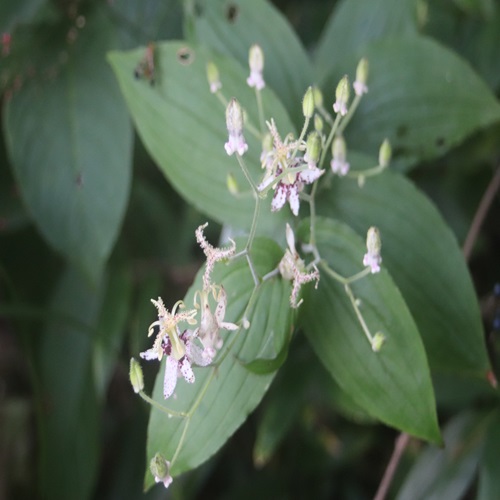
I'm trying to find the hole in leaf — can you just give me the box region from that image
[226,3,239,23]
[436,137,445,147]
[177,47,194,65]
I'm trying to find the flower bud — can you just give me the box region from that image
[226,172,239,195]
[249,44,264,73]
[353,58,369,96]
[333,75,350,116]
[371,332,386,352]
[150,453,173,489]
[314,114,323,132]
[247,44,265,90]
[312,86,323,108]
[305,132,321,164]
[129,357,144,393]
[378,139,391,168]
[330,136,349,176]
[206,61,221,93]
[366,226,381,256]
[302,86,315,118]
[224,98,248,156]
[363,226,382,273]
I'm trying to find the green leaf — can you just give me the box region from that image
[93,255,133,397]
[316,164,490,375]
[108,41,293,234]
[397,411,491,500]
[240,323,291,375]
[298,217,440,443]
[144,237,293,489]
[314,0,418,84]
[3,9,132,282]
[38,266,103,500]
[478,410,500,500]
[190,0,313,126]
[323,35,500,167]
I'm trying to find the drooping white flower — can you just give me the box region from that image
[246,44,265,90]
[224,98,248,156]
[363,226,382,273]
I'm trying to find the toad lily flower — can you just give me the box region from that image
[140,298,209,399]
[195,285,238,361]
[258,120,323,216]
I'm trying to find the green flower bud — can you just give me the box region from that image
[226,172,239,195]
[129,357,144,394]
[312,86,323,108]
[150,453,173,488]
[333,76,350,116]
[302,86,315,118]
[206,61,221,93]
[314,114,323,132]
[378,139,391,168]
[305,132,321,164]
[354,58,369,96]
[366,226,381,256]
[371,332,386,352]
[249,44,264,73]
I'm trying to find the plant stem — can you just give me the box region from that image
[463,166,500,261]
[373,433,410,500]
[138,391,187,418]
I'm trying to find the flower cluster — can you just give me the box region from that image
[257,119,324,216]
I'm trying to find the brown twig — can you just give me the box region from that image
[373,433,410,500]
[462,167,500,262]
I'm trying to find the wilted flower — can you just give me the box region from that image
[279,224,320,308]
[195,285,238,361]
[196,223,236,290]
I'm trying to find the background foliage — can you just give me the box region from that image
[1,0,499,499]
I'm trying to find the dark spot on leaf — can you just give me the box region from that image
[436,137,445,147]
[76,173,83,188]
[177,47,194,65]
[226,3,239,23]
[396,125,408,138]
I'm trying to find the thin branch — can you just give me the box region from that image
[373,433,410,500]
[463,166,500,262]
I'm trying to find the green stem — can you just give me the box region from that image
[344,282,375,345]
[319,113,341,169]
[337,94,362,136]
[320,262,371,285]
[138,391,188,418]
[346,163,386,180]
[170,417,191,466]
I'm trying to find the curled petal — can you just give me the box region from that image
[140,347,159,361]
[288,187,300,216]
[180,357,195,384]
[163,356,178,399]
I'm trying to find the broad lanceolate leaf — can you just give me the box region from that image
[316,165,490,376]
[323,36,500,168]
[4,9,132,282]
[190,0,313,126]
[145,238,293,489]
[109,42,294,235]
[314,0,418,84]
[38,266,104,500]
[299,217,440,443]
[397,411,491,500]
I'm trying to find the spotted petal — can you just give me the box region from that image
[163,356,178,399]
